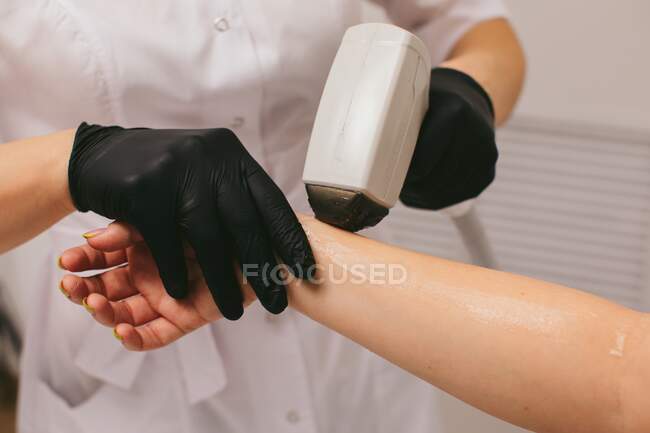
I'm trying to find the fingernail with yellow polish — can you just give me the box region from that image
[81,297,95,315]
[113,327,123,341]
[82,228,106,239]
[59,281,70,299]
[57,256,66,270]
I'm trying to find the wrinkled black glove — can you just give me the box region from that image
[400,67,498,210]
[68,123,314,320]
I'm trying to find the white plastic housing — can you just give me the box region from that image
[303,23,431,208]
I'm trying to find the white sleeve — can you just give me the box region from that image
[369,0,509,66]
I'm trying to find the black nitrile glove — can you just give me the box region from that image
[68,123,314,320]
[400,67,498,210]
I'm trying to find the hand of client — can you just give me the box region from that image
[58,221,250,350]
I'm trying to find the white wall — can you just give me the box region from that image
[505,0,650,131]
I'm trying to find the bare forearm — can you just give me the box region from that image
[0,129,75,252]
[440,18,526,125]
[288,216,650,433]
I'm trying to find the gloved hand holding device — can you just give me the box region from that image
[68,123,314,320]
[303,25,498,232]
[400,67,498,210]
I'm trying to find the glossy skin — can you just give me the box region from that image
[60,215,650,433]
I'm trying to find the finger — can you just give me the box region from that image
[85,221,144,252]
[84,293,159,328]
[246,164,315,279]
[59,244,127,272]
[115,319,185,351]
[135,218,188,299]
[217,185,287,314]
[183,205,244,320]
[60,267,138,304]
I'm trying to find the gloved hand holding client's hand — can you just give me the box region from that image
[68,123,314,320]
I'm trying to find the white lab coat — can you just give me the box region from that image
[0,1,507,432]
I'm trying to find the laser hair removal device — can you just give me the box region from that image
[302,23,431,232]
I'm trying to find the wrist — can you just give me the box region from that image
[429,67,495,125]
[53,129,76,215]
[67,122,128,213]
[285,214,319,311]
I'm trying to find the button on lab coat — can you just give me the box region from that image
[0,1,507,432]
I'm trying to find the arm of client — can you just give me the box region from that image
[58,215,650,433]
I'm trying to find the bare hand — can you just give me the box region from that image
[58,222,256,351]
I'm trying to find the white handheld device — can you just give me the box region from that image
[302,23,431,231]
